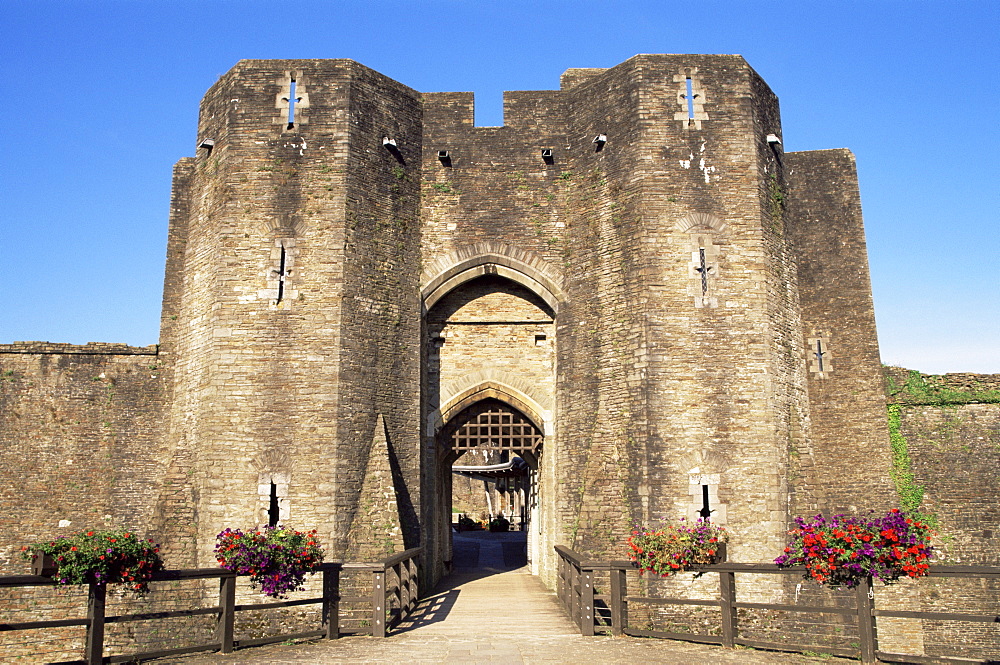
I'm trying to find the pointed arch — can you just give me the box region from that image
[428,369,553,437]
[421,242,565,314]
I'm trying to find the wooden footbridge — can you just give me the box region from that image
[1,532,996,664]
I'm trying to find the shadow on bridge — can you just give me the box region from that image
[390,530,528,635]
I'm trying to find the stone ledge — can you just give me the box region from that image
[884,366,1000,402]
[0,341,159,355]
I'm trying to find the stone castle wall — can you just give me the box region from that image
[785,149,895,515]
[883,371,1000,659]
[0,343,165,570]
[881,366,999,564]
[910,402,1000,660]
[5,54,992,596]
[551,56,813,564]
[152,59,426,567]
[415,55,859,578]
[2,54,998,660]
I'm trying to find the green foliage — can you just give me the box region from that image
[391,165,406,180]
[885,368,1000,405]
[430,182,458,194]
[887,404,938,527]
[22,529,164,595]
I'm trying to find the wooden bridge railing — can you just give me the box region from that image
[555,545,999,665]
[0,547,422,664]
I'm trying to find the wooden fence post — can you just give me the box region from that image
[556,556,566,607]
[719,571,738,648]
[323,566,340,640]
[563,557,569,608]
[573,563,582,629]
[85,583,106,665]
[392,562,402,622]
[406,557,418,615]
[580,568,595,636]
[218,574,236,653]
[570,562,578,628]
[610,567,627,636]
[372,569,386,638]
[855,576,878,664]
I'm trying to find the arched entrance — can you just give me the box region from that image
[421,250,560,584]
[441,398,542,460]
[440,398,542,571]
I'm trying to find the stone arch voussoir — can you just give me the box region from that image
[675,212,727,234]
[430,370,554,437]
[675,449,734,476]
[421,243,565,314]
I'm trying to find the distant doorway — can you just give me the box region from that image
[440,398,541,574]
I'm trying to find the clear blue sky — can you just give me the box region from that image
[2,0,998,373]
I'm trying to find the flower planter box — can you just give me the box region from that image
[775,510,933,588]
[627,543,727,571]
[22,529,164,595]
[31,554,58,578]
[628,519,728,577]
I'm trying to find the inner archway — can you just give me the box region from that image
[422,269,557,583]
[441,398,542,459]
[442,399,541,571]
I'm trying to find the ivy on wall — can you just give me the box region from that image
[883,367,1000,531]
[887,404,925,517]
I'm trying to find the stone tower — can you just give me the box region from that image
[152,54,893,584]
[156,61,425,567]
[0,55,894,589]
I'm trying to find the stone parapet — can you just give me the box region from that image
[884,366,1000,404]
[0,341,158,355]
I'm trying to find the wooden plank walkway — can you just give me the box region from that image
[159,532,848,664]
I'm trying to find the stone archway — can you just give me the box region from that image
[421,242,566,314]
[421,250,559,583]
[440,398,542,572]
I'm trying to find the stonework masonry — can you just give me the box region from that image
[881,368,1000,658]
[4,57,994,621]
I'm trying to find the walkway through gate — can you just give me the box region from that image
[155,538,839,664]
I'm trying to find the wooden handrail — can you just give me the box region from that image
[381,546,424,569]
[0,547,424,664]
[554,545,1000,665]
